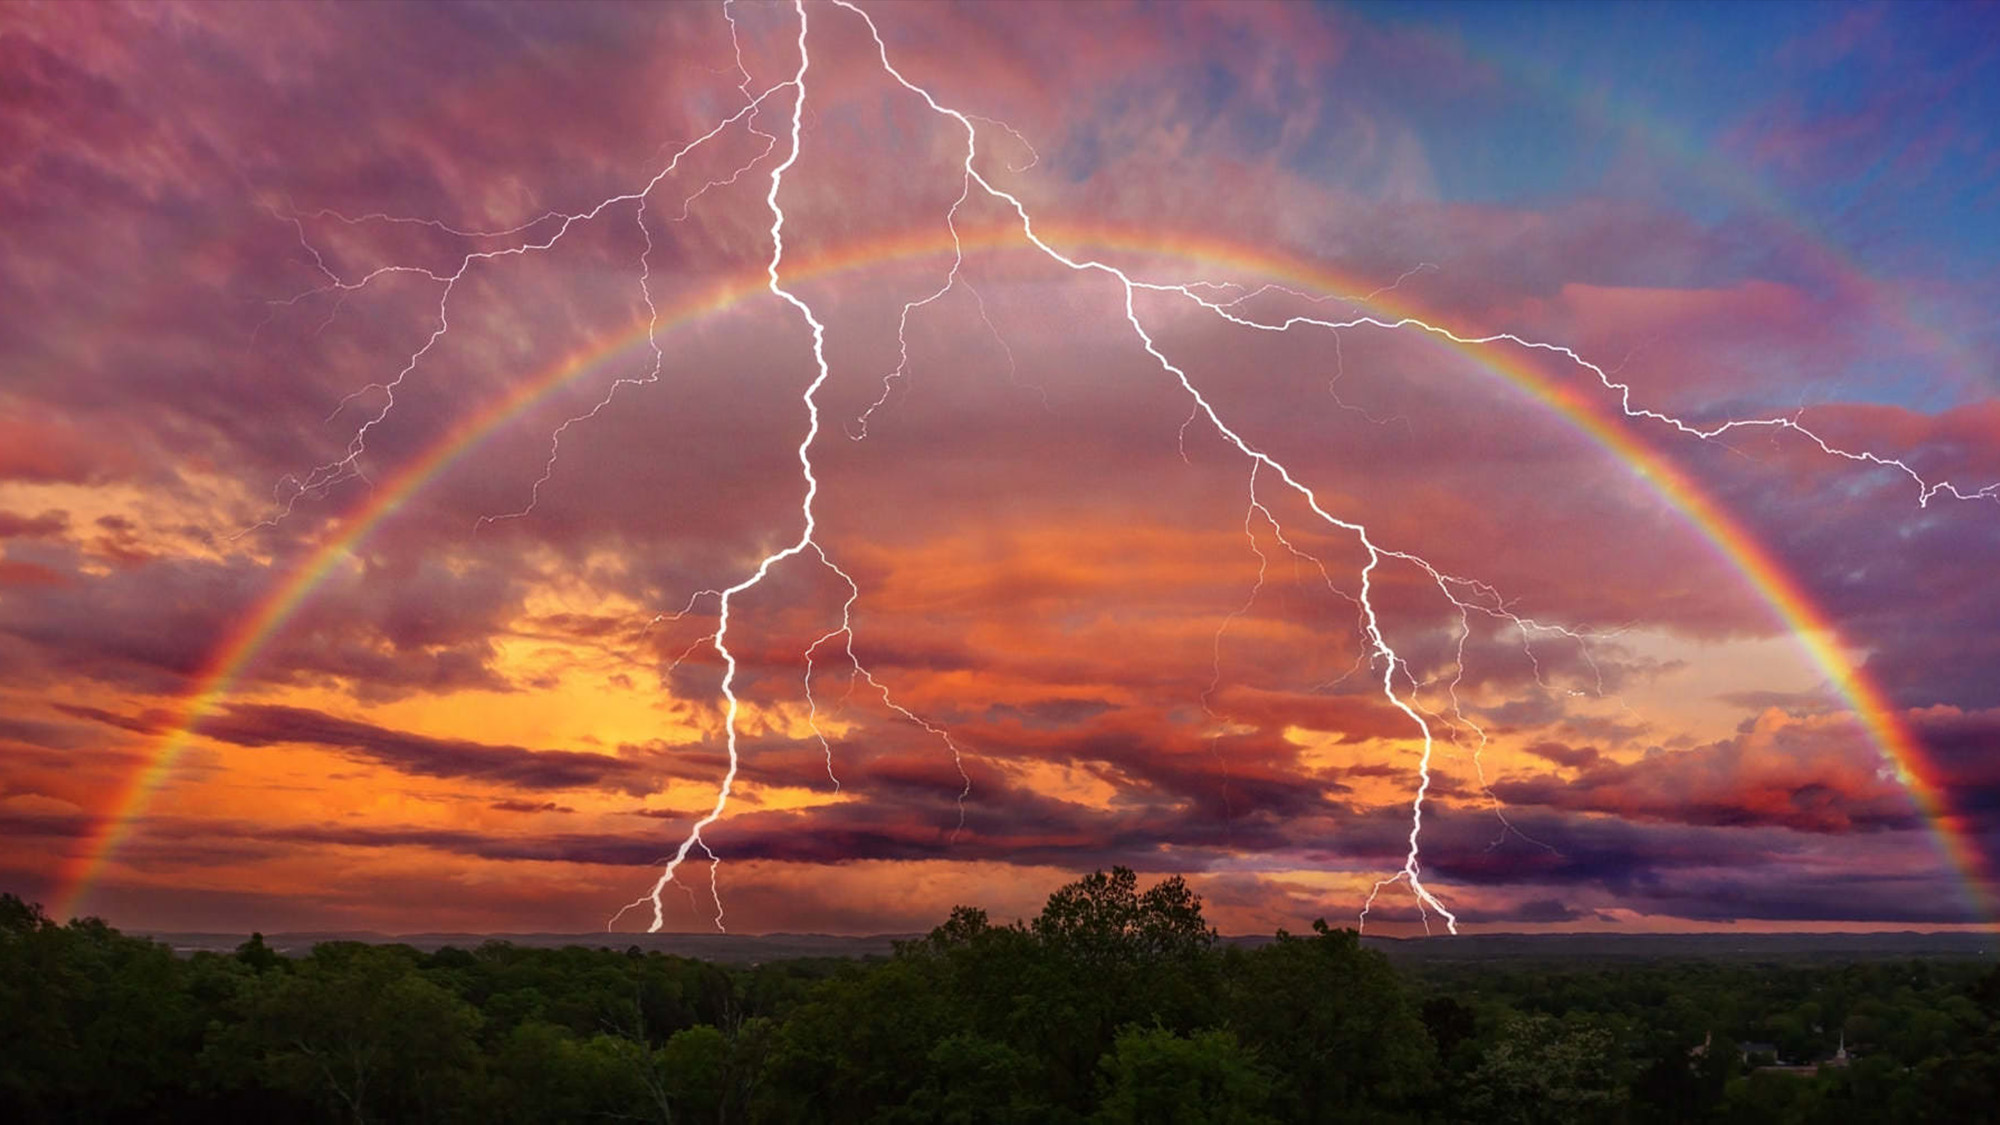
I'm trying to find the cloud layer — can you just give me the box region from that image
[1,0,1994,936]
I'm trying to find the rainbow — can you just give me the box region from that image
[53,222,1991,922]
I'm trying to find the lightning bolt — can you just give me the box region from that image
[808,544,972,835]
[825,0,2000,931]
[254,73,793,534]
[479,91,782,528]
[829,0,1485,931]
[481,0,789,530]
[1204,463,1277,728]
[851,168,975,440]
[623,2,976,933]
[617,0,832,932]
[1174,291,2000,509]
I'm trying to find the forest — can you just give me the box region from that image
[5,870,1999,1124]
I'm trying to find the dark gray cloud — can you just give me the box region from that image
[193,703,664,796]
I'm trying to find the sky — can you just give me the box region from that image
[2,0,1998,937]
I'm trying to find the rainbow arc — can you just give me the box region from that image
[53,223,1989,925]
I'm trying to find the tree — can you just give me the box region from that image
[482,1020,650,1123]
[758,957,959,1123]
[0,896,209,1122]
[1093,1026,1276,1125]
[649,1024,726,1122]
[1031,868,1216,968]
[218,944,480,1124]
[1458,1012,1626,1125]
[235,932,283,974]
[896,1032,1043,1125]
[1020,868,1224,1110]
[1420,995,1478,1071]
[1225,921,1435,1123]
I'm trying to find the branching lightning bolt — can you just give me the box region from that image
[832,0,1479,930]
[807,544,972,832]
[254,78,794,534]
[477,101,785,528]
[851,168,975,440]
[824,0,2000,931]
[1172,293,2000,509]
[621,0,969,932]
[617,1,832,933]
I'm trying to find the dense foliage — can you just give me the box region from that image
[5,875,1998,1123]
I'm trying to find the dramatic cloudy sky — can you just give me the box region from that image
[3,0,1998,936]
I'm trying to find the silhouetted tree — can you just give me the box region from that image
[1092,1025,1275,1125]
[216,944,480,1123]
[1226,920,1435,1122]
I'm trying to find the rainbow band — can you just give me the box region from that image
[1448,340,1994,922]
[54,223,1989,923]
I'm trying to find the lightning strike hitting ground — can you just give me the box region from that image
[262,0,2000,936]
[618,0,833,933]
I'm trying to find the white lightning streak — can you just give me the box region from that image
[1204,463,1275,725]
[625,0,980,931]
[620,0,829,934]
[1200,464,1277,828]
[802,625,850,792]
[811,545,972,830]
[254,79,794,534]
[478,106,783,527]
[832,0,1459,930]
[851,170,975,439]
[828,0,2000,929]
[802,544,975,816]
[292,205,570,242]
[1172,297,2000,509]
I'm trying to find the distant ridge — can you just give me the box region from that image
[139,928,1999,963]
[145,930,921,961]
[1358,930,2000,963]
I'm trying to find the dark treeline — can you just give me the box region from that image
[5,871,2000,1124]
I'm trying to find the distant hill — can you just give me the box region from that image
[1358,930,2000,963]
[142,927,1998,963]
[145,930,920,961]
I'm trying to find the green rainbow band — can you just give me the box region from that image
[54,222,1990,923]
